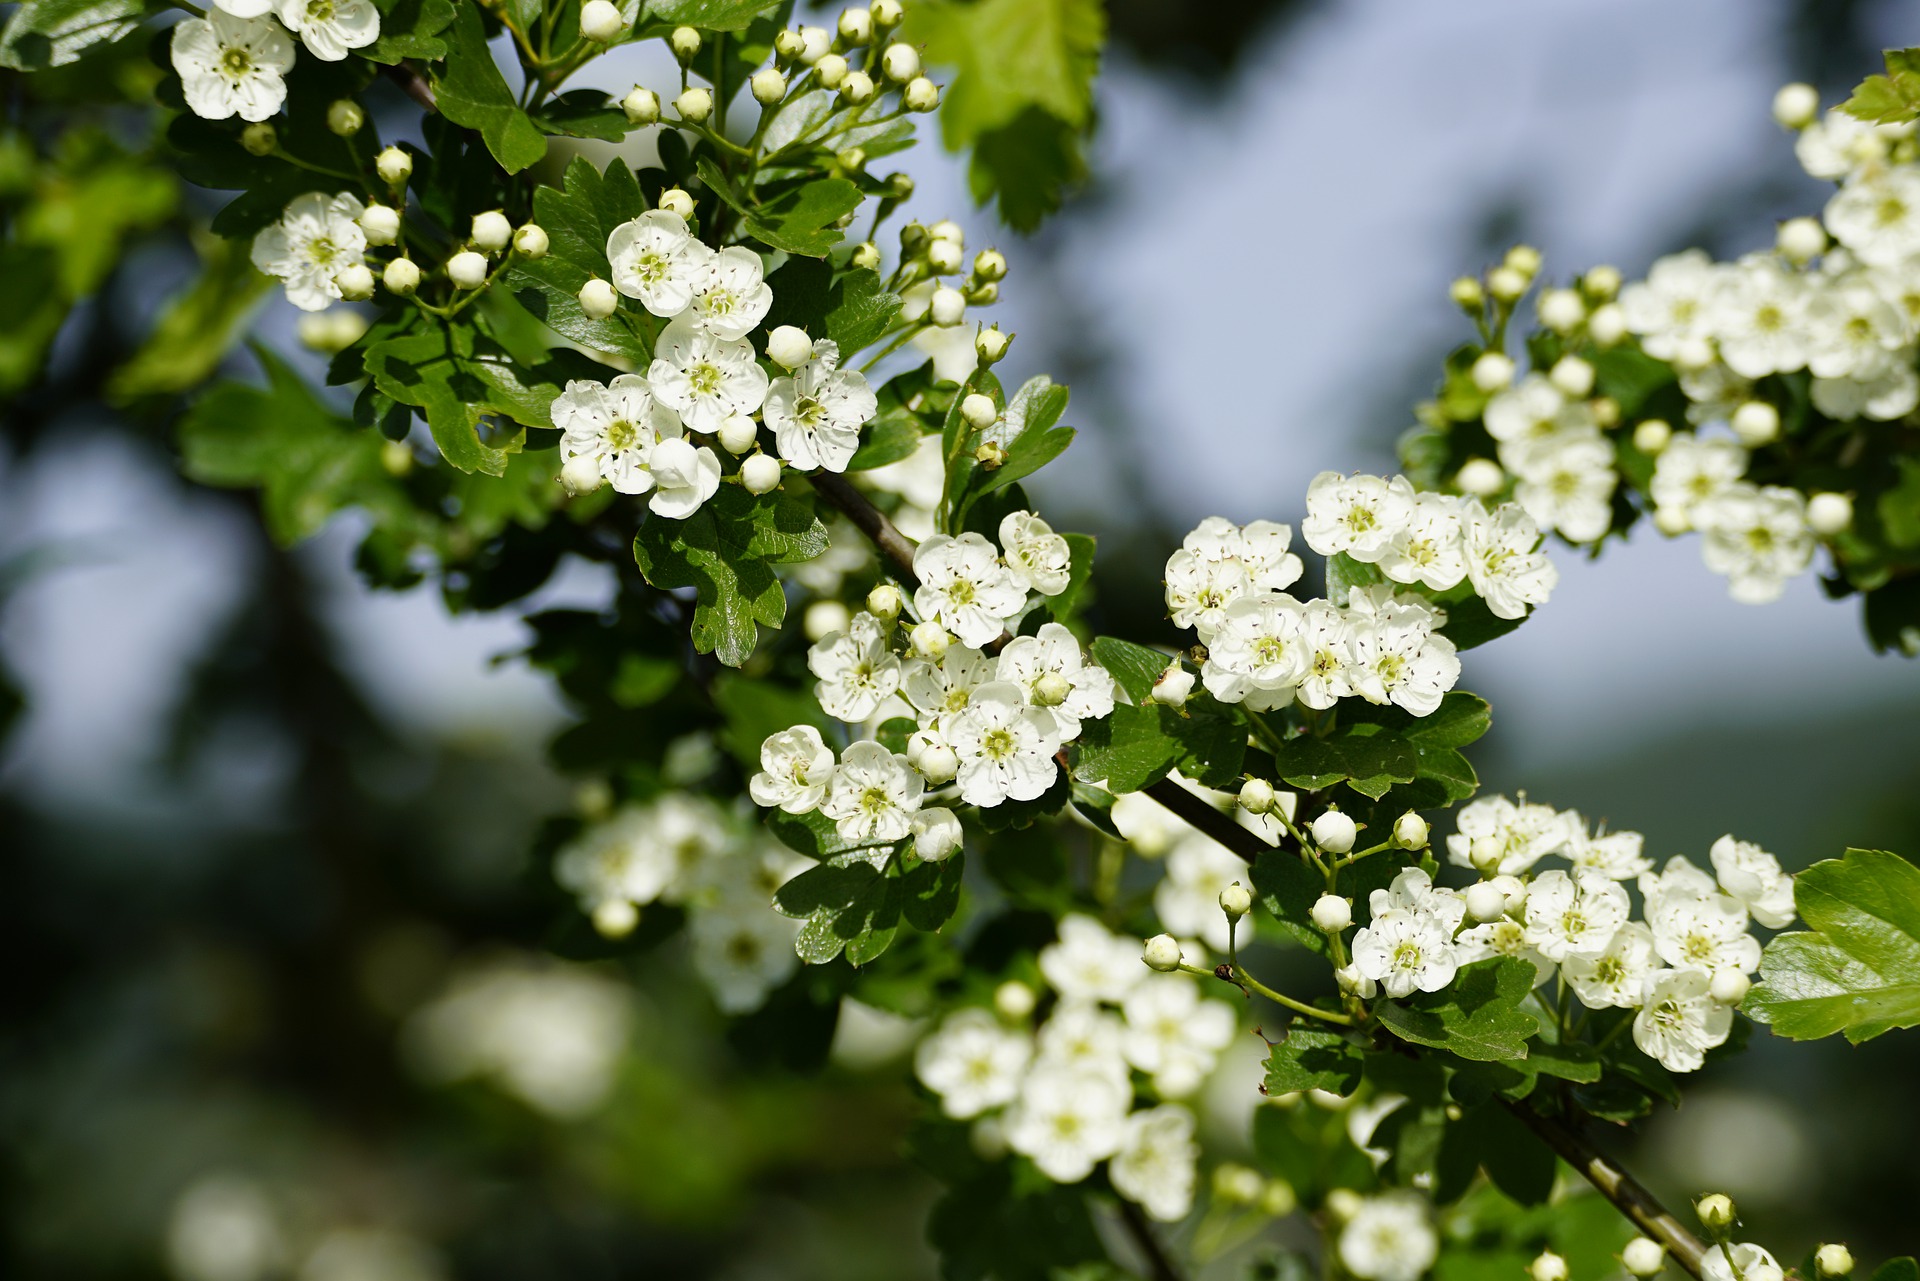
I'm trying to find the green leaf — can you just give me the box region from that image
[744,176,863,256]
[1871,1260,1920,1281]
[1070,703,1181,793]
[0,245,71,395]
[967,374,1074,505]
[632,486,828,666]
[367,0,455,63]
[1251,846,1415,958]
[1878,456,1920,550]
[641,0,785,31]
[763,255,903,356]
[1269,726,1419,800]
[1264,1027,1365,1097]
[903,854,965,932]
[1438,594,1530,651]
[967,108,1086,233]
[775,859,902,965]
[435,1,547,173]
[530,89,634,141]
[0,0,144,70]
[110,237,271,403]
[506,164,654,360]
[1377,958,1541,1062]
[361,321,524,476]
[846,411,923,471]
[1090,636,1173,705]
[1401,691,1493,749]
[1048,532,1097,619]
[1844,49,1920,124]
[1748,848,1920,1043]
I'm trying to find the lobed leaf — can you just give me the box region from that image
[1748,848,1920,1043]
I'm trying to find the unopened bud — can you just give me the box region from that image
[382,257,420,295]
[1468,835,1504,874]
[911,620,952,659]
[976,325,1012,364]
[359,202,400,245]
[796,24,831,64]
[240,121,276,155]
[1239,777,1277,815]
[326,98,363,136]
[1654,505,1691,536]
[380,439,412,476]
[804,600,850,641]
[561,454,604,495]
[904,76,939,112]
[1310,894,1351,933]
[1808,491,1853,536]
[1530,1251,1569,1281]
[375,145,412,186]
[740,453,782,495]
[751,67,787,105]
[592,899,638,938]
[1709,970,1751,1005]
[513,222,549,258]
[669,25,701,60]
[866,582,902,621]
[1150,660,1194,706]
[881,42,920,81]
[1260,1179,1297,1217]
[447,251,488,290]
[1583,265,1622,300]
[1470,352,1515,392]
[1773,82,1820,131]
[851,241,882,271]
[774,29,805,60]
[973,248,1007,282]
[579,277,618,319]
[917,741,958,784]
[1450,276,1485,310]
[960,392,998,429]
[1549,355,1595,398]
[1622,1238,1667,1277]
[1456,457,1505,497]
[471,209,511,250]
[1033,671,1072,707]
[579,0,625,41]
[1311,810,1357,854]
[766,324,814,370]
[1393,811,1429,849]
[994,979,1035,1019]
[334,263,374,300]
[1778,216,1827,262]
[1143,934,1183,973]
[871,0,903,27]
[1731,401,1780,447]
[838,6,873,43]
[659,187,695,219]
[675,87,713,123]
[1816,1245,1854,1278]
[815,53,848,89]
[1488,265,1528,301]
[930,285,966,326]
[927,237,964,274]
[1633,419,1672,454]
[1214,1163,1266,1206]
[623,86,660,124]
[1589,302,1627,347]
[1505,244,1543,276]
[1538,288,1585,333]
[1220,882,1253,920]
[1465,881,1507,922]
[1696,1194,1735,1232]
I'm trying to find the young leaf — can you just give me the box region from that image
[504,155,652,361]
[1843,49,1920,124]
[743,176,863,256]
[0,0,144,71]
[435,2,547,173]
[1376,957,1541,1062]
[1089,636,1172,704]
[366,0,455,63]
[1748,848,1920,1043]
[1264,1027,1365,1097]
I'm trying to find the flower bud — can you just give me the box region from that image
[1393,811,1429,849]
[334,262,374,300]
[1259,1179,1297,1217]
[815,53,849,89]
[1214,1163,1266,1205]
[871,0,903,27]
[675,87,714,123]
[976,325,1012,364]
[471,209,512,250]
[972,249,1008,284]
[379,440,412,476]
[740,453,782,494]
[911,807,963,861]
[750,67,787,105]
[903,76,940,112]
[917,741,958,784]
[1450,275,1485,310]
[1696,1194,1735,1232]
[1808,491,1853,536]
[1143,934,1183,973]
[1816,1245,1854,1278]
[1335,964,1377,999]
[774,28,805,60]
[1465,880,1507,922]
[1538,288,1585,333]
[1487,265,1528,301]
[359,202,400,245]
[879,42,921,82]
[1325,1188,1365,1223]
[804,600,851,641]
[447,250,489,289]
[763,324,813,370]
[240,121,277,156]
[579,277,618,319]
[1589,302,1627,347]
[659,187,695,219]
[1033,671,1072,707]
[1672,334,1714,371]
[994,979,1035,1019]
[866,582,902,621]
[512,222,549,259]
[669,25,701,59]
[706,415,754,456]
[929,285,966,326]
[838,69,876,104]
[927,237,964,274]
[1622,1238,1666,1277]
[838,6,873,43]
[1505,244,1543,276]
[959,392,998,429]
[623,85,660,124]
[1549,355,1595,398]
[375,145,412,186]
[592,899,638,938]
[1456,457,1505,496]
[1470,351,1515,392]
[562,454,604,495]
[1709,970,1751,1005]
[929,219,963,246]
[974,440,1007,469]
[851,241,882,271]
[1220,882,1253,920]
[326,98,364,136]
[1773,82,1820,130]
[796,24,831,63]
[580,0,625,41]
[1148,660,1195,708]
[1731,401,1780,447]
[1239,777,1277,815]
[1654,504,1691,536]
[1491,875,1528,912]
[1311,812,1357,854]
[1584,264,1622,300]
[1633,419,1672,454]
[1468,835,1504,874]
[1530,1251,1569,1281]
[383,257,420,295]
[1310,894,1351,933]
[911,620,952,659]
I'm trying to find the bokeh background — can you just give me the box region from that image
[5,0,1920,1277]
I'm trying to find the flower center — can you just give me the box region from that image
[982,727,1016,760]
[605,417,638,451]
[636,249,671,284]
[309,237,337,265]
[947,578,976,606]
[688,361,724,397]
[1877,195,1909,227]
[220,46,253,77]
[726,932,761,964]
[860,785,893,816]
[1392,941,1425,971]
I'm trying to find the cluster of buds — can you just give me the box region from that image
[769,5,940,115]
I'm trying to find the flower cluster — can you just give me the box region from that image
[1167,486,1557,721]
[171,0,381,122]
[913,915,1235,1220]
[551,792,809,1014]
[1337,796,1794,1072]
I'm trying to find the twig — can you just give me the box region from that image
[810,471,923,585]
[1114,1197,1186,1281]
[383,61,438,112]
[1503,1100,1707,1279]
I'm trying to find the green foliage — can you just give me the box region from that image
[1843,49,1920,124]
[358,318,549,475]
[1090,636,1175,704]
[1071,698,1247,793]
[1376,959,1541,1062]
[109,235,270,402]
[762,255,903,354]
[366,0,456,63]
[1265,1027,1366,1097]
[0,0,144,71]
[434,1,547,173]
[775,857,903,965]
[1749,848,1920,1043]
[505,155,654,360]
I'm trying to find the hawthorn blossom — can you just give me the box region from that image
[1796,108,1884,180]
[274,0,380,61]
[1110,1106,1199,1222]
[1346,603,1460,717]
[1000,511,1074,595]
[171,9,295,123]
[688,245,773,339]
[1633,967,1733,1072]
[1562,822,1652,880]
[1562,921,1660,1009]
[1199,594,1305,711]
[1006,1067,1129,1183]
[1446,794,1572,876]
[1352,908,1458,999]
[607,210,712,316]
[1646,890,1761,975]
[1302,472,1415,562]
[1462,502,1558,620]
[648,319,769,433]
[1120,977,1236,1099]
[1040,914,1144,1004]
[688,897,800,1014]
[1619,249,1723,361]
[764,338,877,472]
[995,623,1115,739]
[820,741,923,843]
[553,375,682,495]
[1711,257,1810,378]
[250,191,366,311]
[1704,1244,1786,1281]
[1825,168,1920,268]
[1485,375,1599,472]
[1339,1192,1439,1281]
[914,1009,1032,1119]
[748,726,836,814]
[1522,869,1631,962]
[1648,434,1747,524]
[1453,919,1555,988]
[1033,1002,1130,1087]
[902,645,994,728]
[1709,835,1796,928]
[1154,832,1249,953]
[1805,279,1908,378]
[1376,492,1468,591]
[913,533,1025,647]
[1511,428,1618,544]
[1295,602,1359,710]
[1369,867,1467,935]
[946,681,1060,806]
[1164,550,1252,640]
[807,611,902,723]
[1694,483,1815,604]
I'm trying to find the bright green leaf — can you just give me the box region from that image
[1265,1027,1365,1097]
[1377,958,1541,1062]
[0,0,144,70]
[1748,848,1920,1043]
[435,2,547,173]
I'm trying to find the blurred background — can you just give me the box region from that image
[5,0,1920,1277]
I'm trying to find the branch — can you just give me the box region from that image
[383,61,438,112]
[1503,1100,1707,1279]
[1114,1197,1186,1281]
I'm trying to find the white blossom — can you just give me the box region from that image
[1000,510,1074,596]
[646,440,720,517]
[995,623,1115,739]
[1040,914,1145,1004]
[250,191,366,312]
[1453,919,1555,988]
[687,244,773,339]
[274,0,380,61]
[1200,593,1305,711]
[1704,1244,1785,1281]
[1694,483,1815,604]
[1302,472,1415,563]
[902,644,994,729]
[1633,968,1733,1072]
[688,894,801,1014]
[1825,168,1920,268]
[1295,601,1358,710]
[1033,1002,1130,1087]
[607,210,712,316]
[914,1008,1031,1119]
[1511,427,1617,544]
[1561,822,1652,880]
[1709,834,1796,929]
[552,375,682,495]
[1110,1106,1199,1222]
[1805,279,1908,378]
[1463,502,1558,620]
[764,338,877,472]
[171,9,295,122]
[1120,976,1236,1098]
[1710,257,1809,378]
[807,611,902,723]
[1352,908,1458,999]
[1797,108,1885,180]
[1522,869,1631,962]
[947,682,1061,806]
[1339,1192,1439,1281]
[1446,794,1573,876]
[748,725,836,814]
[1006,1067,1129,1183]
[913,533,1025,647]
[1646,890,1761,975]
[1369,867,1467,935]
[1376,493,1468,591]
[1153,832,1248,954]
[1649,433,1747,524]
[1346,602,1460,717]
[1561,921,1659,1009]
[1164,551,1252,641]
[648,318,770,433]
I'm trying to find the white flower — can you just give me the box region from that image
[808,611,902,723]
[1006,1067,1129,1183]
[1181,517,1305,591]
[748,725,836,813]
[913,533,1026,647]
[250,191,366,312]
[947,682,1061,806]
[1694,483,1815,604]
[1709,835,1795,929]
[648,318,770,433]
[688,245,773,339]
[1347,603,1460,717]
[645,437,721,518]
[688,897,800,1014]
[1033,1002,1131,1087]
[914,1008,1032,1119]
[1110,1106,1199,1222]
[1453,919,1555,988]
[553,796,732,913]
[1797,108,1885,180]
[1302,472,1415,563]
[1805,279,1908,378]
[820,741,923,843]
[1338,1192,1439,1281]
[1646,890,1761,975]
[1511,428,1617,544]
[1812,359,1920,420]
[1463,501,1558,620]
[1295,602,1358,710]
[1522,869,1631,962]
[171,9,295,122]
[1153,832,1248,953]
[552,375,682,495]
[1709,257,1809,379]
[1446,794,1572,876]
[1825,169,1920,268]
[1352,908,1458,999]
[1633,968,1733,1072]
[1703,1244,1785,1281]
[1000,510,1074,595]
[1561,921,1659,1009]
[1619,249,1723,361]
[1485,375,1598,471]
[1040,913,1144,1004]
[1638,854,1720,905]
[995,622,1115,739]
[1120,975,1236,1098]
[1368,866,1467,935]
[912,806,964,861]
[765,338,877,472]
[1648,433,1747,524]
[1200,593,1307,711]
[1562,822,1651,880]
[1166,551,1254,643]
[1376,493,1468,591]
[275,0,380,61]
[902,644,994,729]
[607,210,712,316]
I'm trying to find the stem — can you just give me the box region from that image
[811,471,920,580]
[1231,965,1351,1026]
[1502,1101,1707,1280]
[1115,1196,1187,1281]
[383,62,438,113]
